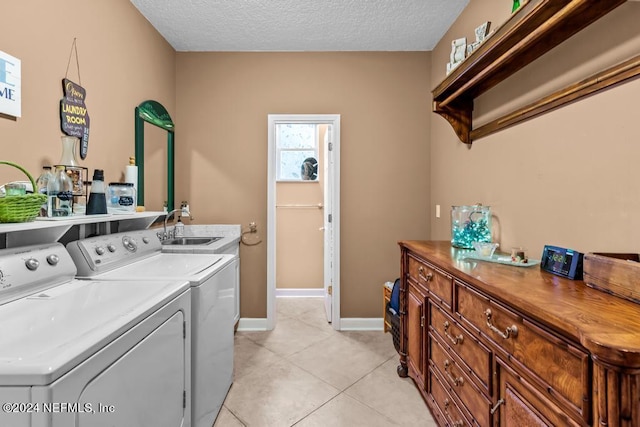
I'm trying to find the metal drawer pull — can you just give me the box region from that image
[418,266,433,282]
[443,398,464,426]
[444,360,464,386]
[443,321,464,345]
[490,399,505,415]
[484,308,518,339]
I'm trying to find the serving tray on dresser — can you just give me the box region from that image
[398,241,640,427]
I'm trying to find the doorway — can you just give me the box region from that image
[267,114,341,331]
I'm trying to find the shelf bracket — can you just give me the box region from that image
[433,98,473,145]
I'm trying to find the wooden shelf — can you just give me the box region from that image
[432,0,626,144]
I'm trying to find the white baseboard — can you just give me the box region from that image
[237,318,269,331]
[238,316,385,331]
[339,317,384,331]
[276,288,324,298]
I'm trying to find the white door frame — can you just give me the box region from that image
[267,114,341,331]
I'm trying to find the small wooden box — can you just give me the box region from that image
[383,281,393,333]
[583,252,640,305]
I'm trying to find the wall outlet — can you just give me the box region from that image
[436,204,441,218]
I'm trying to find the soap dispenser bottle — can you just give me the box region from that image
[174,216,185,238]
[87,169,108,215]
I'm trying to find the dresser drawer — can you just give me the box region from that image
[429,302,492,393]
[497,357,584,427]
[456,282,590,419]
[428,367,474,427]
[408,254,453,308]
[430,334,492,427]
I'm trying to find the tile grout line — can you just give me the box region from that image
[222,298,416,426]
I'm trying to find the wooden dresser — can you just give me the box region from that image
[398,241,640,427]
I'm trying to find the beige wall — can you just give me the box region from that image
[276,183,324,289]
[276,125,325,290]
[0,0,175,208]
[430,1,640,258]
[176,52,431,318]
[9,0,632,321]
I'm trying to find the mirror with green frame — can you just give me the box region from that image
[134,100,175,212]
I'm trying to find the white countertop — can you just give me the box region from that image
[160,224,241,254]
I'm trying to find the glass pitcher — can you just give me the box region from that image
[451,204,492,249]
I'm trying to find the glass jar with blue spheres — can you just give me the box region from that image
[451,204,492,249]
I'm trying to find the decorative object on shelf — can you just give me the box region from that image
[447,37,467,75]
[0,50,21,118]
[432,0,626,145]
[86,169,107,215]
[35,166,53,217]
[512,0,521,13]
[451,204,492,249]
[125,156,138,193]
[0,161,47,223]
[108,183,136,214]
[57,135,86,197]
[60,38,90,159]
[5,183,26,197]
[48,165,74,217]
[475,21,491,43]
[467,21,492,56]
[59,135,79,166]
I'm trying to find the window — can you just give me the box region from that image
[276,123,318,181]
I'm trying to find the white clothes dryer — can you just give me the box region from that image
[67,229,236,427]
[0,242,191,427]
[160,225,241,329]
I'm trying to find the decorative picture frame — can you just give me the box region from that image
[450,37,467,64]
[475,21,491,43]
[447,37,467,74]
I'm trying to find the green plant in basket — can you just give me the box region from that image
[0,161,48,223]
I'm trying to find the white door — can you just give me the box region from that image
[323,125,333,322]
[267,114,340,331]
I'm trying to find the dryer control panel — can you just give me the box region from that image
[0,243,77,306]
[66,229,161,277]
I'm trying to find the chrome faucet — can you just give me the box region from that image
[160,201,192,240]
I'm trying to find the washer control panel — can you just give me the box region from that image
[0,243,77,306]
[66,229,161,277]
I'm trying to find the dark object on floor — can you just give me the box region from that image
[386,278,401,353]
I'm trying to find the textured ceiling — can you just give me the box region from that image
[129,0,469,52]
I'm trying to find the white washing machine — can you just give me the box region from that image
[66,229,236,427]
[0,242,191,427]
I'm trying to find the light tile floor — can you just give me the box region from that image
[214,297,437,426]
